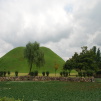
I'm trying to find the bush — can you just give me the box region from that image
[3,71,6,77]
[8,71,10,76]
[65,72,68,77]
[29,72,34,76]
[0,71,3,77]
[42,72,45,76]
[63,71,66,77]
[83,72,86,77]
[96,71,101,75]
[60,72,63,76]
[34,70,38,76]
[86,70,94,77]
[46,71,49,76]
[15,71,18,77]
[78,72,83,77]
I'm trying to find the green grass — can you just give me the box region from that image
[0,81,101,101]
[0,47,65,73]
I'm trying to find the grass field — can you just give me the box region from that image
[0,80,101,101]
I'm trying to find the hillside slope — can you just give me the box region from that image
[0,47,65,73]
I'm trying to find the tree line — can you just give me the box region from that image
[63,46,101,76]
[24,41,101,77]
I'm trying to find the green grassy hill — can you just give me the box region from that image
[0,47,65,73]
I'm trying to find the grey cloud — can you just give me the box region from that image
[0,0,101,60]
[93,31,101,46]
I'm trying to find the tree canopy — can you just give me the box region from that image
[63,46,101,73]
[24,41,45,73]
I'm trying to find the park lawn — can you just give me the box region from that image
[0,80,101,101]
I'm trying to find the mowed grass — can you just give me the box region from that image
[0,81,101,101]
[0,47,65,73]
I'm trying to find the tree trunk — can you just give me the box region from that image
[55,70,56,76]
[29,63,32,73]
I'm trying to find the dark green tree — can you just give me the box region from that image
[63,58,74,75]
[24,41,45,73]
[70,46,100,73]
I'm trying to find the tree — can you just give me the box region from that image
[63,58,74,75]
[24,41,45,73]
[92,46,101,70]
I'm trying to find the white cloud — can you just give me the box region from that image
[0,0,101,60]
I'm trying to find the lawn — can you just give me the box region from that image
[0,80,101,101]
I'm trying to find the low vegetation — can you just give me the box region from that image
[0,81,101,101]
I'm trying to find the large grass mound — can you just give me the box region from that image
[0,47,65,73]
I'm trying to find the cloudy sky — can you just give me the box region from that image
[0,0,101,61]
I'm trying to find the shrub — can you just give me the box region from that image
[83,72,86,77]
[60,72,63,76]
[34,70,38,76]
[29,72,34,76]
[8,71,10,76]
[42,72,45,76]
[46,71,49,76]
[65,72,68,77]
[96,71,101,75]
[78,72,83,77]
[86,70,94,77]
[15,71,18,77]
[62,71,65,77]
[0,71,3,77]
[3,71,6,77]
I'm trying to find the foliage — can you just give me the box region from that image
[3,71,6,77]
[65,71,68,77]
[34,70,38,76]
[29,71,38,76]
[96,71,101,75]
[61,71,68,77]
[0,81,101,101]
[0,71,3,77]
[29,72,34,76]
[42,71,45,76]
[46,71,49,76]
[86,70,94,77]
[63,59,74,75]
[8,71,10,76]
[78,71,94,77]
[0,71,7,77]
[15,71,18,77]
[78,72,83,77]
[24,41,45,73]
[66,46,101,74]
[60,72,63,76]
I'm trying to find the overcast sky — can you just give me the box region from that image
[0,0,101,61]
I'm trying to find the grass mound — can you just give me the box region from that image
[0,47,65,73]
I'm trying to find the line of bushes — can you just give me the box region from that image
[78,71,94,77]
[29,71,50,76]
[0,71,10,77]
[0,71,19,77]
[60,71,68,77]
